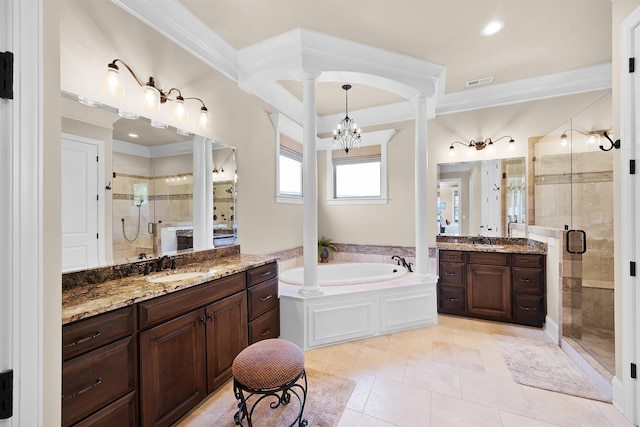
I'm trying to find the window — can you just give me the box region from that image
[327,142,388,205]
[272,113,304,204]
[278,136,302,197]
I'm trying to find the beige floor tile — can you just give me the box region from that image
[363,377,431,426]
[354,333,391,351]
[175,408,222,427]
[388,331,433,359]
[305,341,364,370]
[592,400,635,427]
[430,391,503,427]
[480,352,512,378]
[431,340,486,372]
[326,366,377,412]
[437,315,494,334]
[453,329,501,355]
[338,408,395,427]
[353,346,408,382]
[499,410,560,427]
[459,369,534,418]
[522,386,613,426]
[513,325,555,343]
[402,357,462,398]
[411,323,456,344]
[486,322,518,337]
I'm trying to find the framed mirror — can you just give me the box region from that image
[437,157,526,238]
[61,92,237,272]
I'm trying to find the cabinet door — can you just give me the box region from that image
[139,309,206,427]
[205,291,248,392]
[467,264,511,319]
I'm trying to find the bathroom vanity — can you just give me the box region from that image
[61,249,278,427]
[437,239,546,327]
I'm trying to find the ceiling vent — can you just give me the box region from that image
[465,77,494,87]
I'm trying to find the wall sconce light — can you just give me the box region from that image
[102,59,212,132]
[560,129,601,146]
[449,135,514,151]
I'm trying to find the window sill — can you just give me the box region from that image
[276,195,303,204]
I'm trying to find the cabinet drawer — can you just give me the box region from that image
[512,254,544,268]
[512,267,544,294]
[248,278,278,320]
[249,306,280,344]
[247,262,278,287]
[62,336,135,426]
[467,252,510,266]
[438,262,465,287]
[437,286,465,314]
[439,250,465,263]
[63,306,133,361]
[138,272,245,329]
[73,391,136,427]
[512,295,545,327]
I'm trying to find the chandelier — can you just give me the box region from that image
[102,59,212,132]
[333,84,361,154]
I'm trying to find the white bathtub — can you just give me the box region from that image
[279,262,408,286]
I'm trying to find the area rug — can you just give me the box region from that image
[495,335,611,402]
[213,369,356,426]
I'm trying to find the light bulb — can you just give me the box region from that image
[102,64,124,98]
[198,107,212,132]
[141,84,160,113]
[173,97,187,124]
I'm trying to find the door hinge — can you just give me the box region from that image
[632,363,637,379]
[632,262,637,277]
[631,160,636,175]
[0,369,13,419]
[96,233,99,239]
[0,52,13,100]
[96,156,99,162]
[630,57,636,73]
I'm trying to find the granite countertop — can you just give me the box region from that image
[62,253,276,325]
[436,242,546,254]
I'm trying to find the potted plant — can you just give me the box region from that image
[318,236,337,263]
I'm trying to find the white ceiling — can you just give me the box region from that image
[179,0,612,111]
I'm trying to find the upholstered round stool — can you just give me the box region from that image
[232,339,307,427]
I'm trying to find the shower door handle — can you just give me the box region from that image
[566,229,587,254]
[148,222,154,234]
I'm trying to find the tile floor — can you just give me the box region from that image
[176,315,633,427]
[576,326,616,374]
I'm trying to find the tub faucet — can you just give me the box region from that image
[391,255,413,273]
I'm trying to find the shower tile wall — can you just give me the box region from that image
[154,174,193,223]
[533,149,614,360]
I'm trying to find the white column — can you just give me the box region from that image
[192,135,207,251]
[414,94,430,278]
[300,72,323,296]
[205,141,214,248]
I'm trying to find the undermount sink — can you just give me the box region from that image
[478,244,505,249]
[147,271,206,283]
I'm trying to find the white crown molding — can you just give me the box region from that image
[112,0,238,81]
[436,63,612,115]
[270,112,304,142]
[238,28,446,99]
[112,139,194,158]
[112,139,151,158]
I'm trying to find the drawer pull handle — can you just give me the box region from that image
[446,297,459,302]
[518,279,536,283]
[64,331,102,348]
[259,294,273,302]
[259,271,272,277]
[260,328,272,337]
[63,378,102,400]
[444,272,459,276]
[517,259,530,263]
[519,306,537,311]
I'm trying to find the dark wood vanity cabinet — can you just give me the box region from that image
[61,306,136,427]
[138,273,247,427]
[437,250,546,327]
[247,262,280,344]
[63,263,280,427]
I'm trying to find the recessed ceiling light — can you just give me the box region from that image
[481,20,505,36]
[128,133,139,138]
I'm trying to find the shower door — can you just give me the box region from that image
[533,91,615,373]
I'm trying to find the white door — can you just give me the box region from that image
[61,134,104,271]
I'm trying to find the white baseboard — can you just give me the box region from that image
[612,376,625,412]
[544,315,559,344]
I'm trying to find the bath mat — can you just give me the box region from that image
[213,368,356,426]
[496,335,611,402]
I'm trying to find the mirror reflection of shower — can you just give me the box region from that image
[121,195,145,242]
